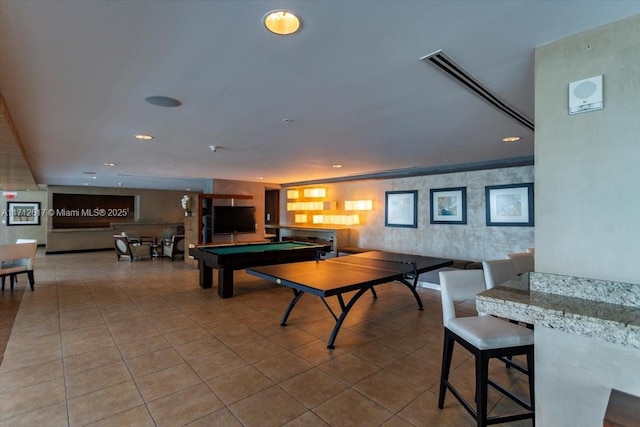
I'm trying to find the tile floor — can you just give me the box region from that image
[0,249,532,426]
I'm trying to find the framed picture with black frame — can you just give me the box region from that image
[430,187,467,224]
[7,201,41,226]
[385,190,418,228]
[485,183,534,226]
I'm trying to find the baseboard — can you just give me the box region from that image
[45,248,113,255]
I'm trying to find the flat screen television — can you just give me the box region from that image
[213,206,256,234]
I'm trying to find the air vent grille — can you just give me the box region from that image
[421,50,534,131]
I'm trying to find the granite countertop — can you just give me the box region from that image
[477,279,640,350]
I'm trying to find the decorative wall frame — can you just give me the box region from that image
[485,183,534,226]
[430,187,467,224]
[7,202,41,226]
[385,190,418,228]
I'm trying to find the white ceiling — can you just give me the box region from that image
[1,1,638,192]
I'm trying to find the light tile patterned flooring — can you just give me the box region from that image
[0,250,532,426]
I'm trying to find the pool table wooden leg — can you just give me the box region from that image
[199,260,213,289]
[218,267,234,298]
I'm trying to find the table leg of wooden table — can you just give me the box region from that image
[218,267,234,298]
[199,261,212,289]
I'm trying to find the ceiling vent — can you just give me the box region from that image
[421,50,534,132]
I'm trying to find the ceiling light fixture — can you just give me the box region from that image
[135,134,153,140]
[502,136,521,142]
[332,164,343,168]
[209,145,217,152]
[104,162,116,167]
[263,10,302,35]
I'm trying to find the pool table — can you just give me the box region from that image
[189,241,330,298]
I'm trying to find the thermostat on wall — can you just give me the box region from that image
[569,75,603,115]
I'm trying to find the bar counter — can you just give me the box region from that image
[476,273,640,350]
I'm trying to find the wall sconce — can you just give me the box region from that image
[311,214,360,225]
[294,214,307,223]
[287,190,300,199]
[344,200,373,211]
[343,215,360,225]
[303,188,326,198]
[287,201,336,211]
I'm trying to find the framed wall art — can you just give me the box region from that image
[485,183,534,226]
[430,187,467,224]
[7,202,41,226]
[385,190,417,228]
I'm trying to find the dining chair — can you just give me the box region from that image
[11,239,38,284]
[482,259,518,289]
[438,270,535,426]
[508,252,535,276]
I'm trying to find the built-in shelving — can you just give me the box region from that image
[197,194,253,244]
[269,224,350,254]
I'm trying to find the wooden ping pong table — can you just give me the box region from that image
[246,251,452,348]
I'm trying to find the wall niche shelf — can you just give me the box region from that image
[269,224,350,254]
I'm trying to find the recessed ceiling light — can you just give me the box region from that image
[209,145,218,152]
[135,134,153,140]
[282,118,293,124]
[104,162,116,167]
[256,177,264,180]
[502,136,521,142]
[332,164,343,168]
[263,10,302,35]
[144,96,182,107]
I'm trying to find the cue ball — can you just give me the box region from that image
[276,279,281,284]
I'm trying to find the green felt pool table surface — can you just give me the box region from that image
[189,241,330,298]
[198,241,317,255]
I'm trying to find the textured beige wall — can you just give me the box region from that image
[283,165,535,262]
[535,14,640,284]
[534,14,640,426]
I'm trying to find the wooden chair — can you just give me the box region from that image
[438,270,535,426]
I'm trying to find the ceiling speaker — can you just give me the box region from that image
[569,75,603,115]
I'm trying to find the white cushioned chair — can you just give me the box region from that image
[163,235,185,260]
[114,235,152,262]
[508,252,535,276]
[438,270,535,426]
[482,259,518,289]
[1,241,37,291]
[10,239,38,285]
